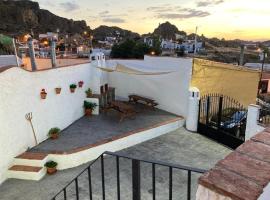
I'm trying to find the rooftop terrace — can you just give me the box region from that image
[0,128,231,200]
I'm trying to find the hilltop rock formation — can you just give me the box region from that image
[93,25,140,41]
[153,21,187,40]
[0,0,91,36]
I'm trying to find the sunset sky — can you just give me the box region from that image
[36,0,270,41]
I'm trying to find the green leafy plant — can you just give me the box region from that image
[70,84,77,89]
[45,161,57,168]
[85,88,93,97]
[48,127,60,136]
[84,101,97,110]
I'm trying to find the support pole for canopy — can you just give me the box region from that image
[27,37,37,71]
[50,39,57,68]
[12,38,19,67]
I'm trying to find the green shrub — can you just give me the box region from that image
[70,84,77,89]
[48,127,60,136]
[45,161,57,168]
[84,101,97,110]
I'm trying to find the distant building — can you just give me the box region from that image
[143,36,203,53]
[245,63,270,71]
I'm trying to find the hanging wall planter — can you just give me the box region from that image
[70,84,77,93]
[55,87,62,94]
[78,81,84,88]
[40,89,47,99]
[85,88,93,98]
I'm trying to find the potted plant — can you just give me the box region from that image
[40,89,47,99]
[85,88,93,98]
[55,87,61,94]
[70,84,77,93]
[48,127,60,140]
[44,161,58,175]
[84,101,97,116]
[78,81,84,88]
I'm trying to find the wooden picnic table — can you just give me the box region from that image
[129,95,158,109]
[106,101,136,122]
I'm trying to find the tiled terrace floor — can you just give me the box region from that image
[0,128,232,200]
[29,105,181,154]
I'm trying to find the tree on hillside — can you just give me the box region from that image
[111,39,159,59]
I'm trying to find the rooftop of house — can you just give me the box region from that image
[199,128,270,200]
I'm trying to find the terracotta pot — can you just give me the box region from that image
[70,88,76,93]
[40,93,47,99]
[85,109,92,116]
[55,88,61,94]
[50,133,58,140]
[86,93,92,98]
[78,82,84,88]
[47,167,57,175]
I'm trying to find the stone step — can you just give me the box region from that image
[13,152,48,167]
[7,165,46,181]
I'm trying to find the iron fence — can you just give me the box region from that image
[51,151,206,200]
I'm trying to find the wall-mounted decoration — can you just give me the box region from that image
[55,87,62,94]
[70,84,77,93]
[78,81,84,88]
[40,89,47,99]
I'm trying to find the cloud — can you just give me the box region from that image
[97,11,127,23]
[103,18,126,23]
[147,5,210,19]
[99,10,110,16]
[156,9,210,19]
[59,2,80,12]
[196,0,224,7]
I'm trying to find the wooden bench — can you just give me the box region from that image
[128,95,158,109]
[106,101,136,122]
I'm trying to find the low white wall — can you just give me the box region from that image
[107,56,193,117]
[0,63,99,184]
[245,104,265,140]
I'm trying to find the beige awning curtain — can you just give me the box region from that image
[96,63,174,75]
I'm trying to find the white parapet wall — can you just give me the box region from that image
[0,63,100,184]
[107,56,193,117]
[245,104,265,140]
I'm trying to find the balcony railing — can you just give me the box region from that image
[51,151,206,200]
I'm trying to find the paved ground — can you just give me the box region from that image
[30,105,179,153]
[0,128,231,200]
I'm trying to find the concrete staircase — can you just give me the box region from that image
[7,152,48,181]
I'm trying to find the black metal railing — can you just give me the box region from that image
[51,151,207,200]
[259,108,270,125]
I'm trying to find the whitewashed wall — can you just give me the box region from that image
[245,104,265,140]
[107,56,193,117]
[0,63,99,184]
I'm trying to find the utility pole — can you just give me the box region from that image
[239,44,245,66]
[194,26,198,55]
[258,50,267,96]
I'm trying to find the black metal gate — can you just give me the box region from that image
[198,94,247,149]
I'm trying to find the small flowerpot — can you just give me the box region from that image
[40,93,47,99]
[85,109,93,116]
[70,88,76,93]
[78,82,84,88]
[50,133,59,140]
[46,167,57,175]
[55,88,61,94]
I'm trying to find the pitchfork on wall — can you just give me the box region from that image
[25,112,38,145]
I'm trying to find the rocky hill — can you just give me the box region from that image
[153,21,187,40]
[93,25,140,41]
[0,0,90,37]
